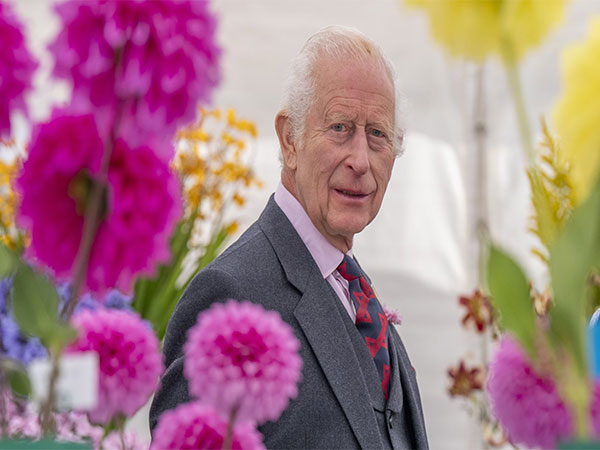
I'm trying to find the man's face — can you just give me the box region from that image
[288,57,396,252]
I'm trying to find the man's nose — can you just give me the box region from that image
[346,127,370,174]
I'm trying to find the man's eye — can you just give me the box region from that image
[370,128,385,138]
[332,123,346,132]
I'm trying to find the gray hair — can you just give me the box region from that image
[279,25,405,156]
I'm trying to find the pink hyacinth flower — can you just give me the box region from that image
[0,2,38,137]
[49,0,221,160]
[68,309,164,424]
[16,111,182,294]
[487,336,572,448]
[151,402,265,450]
[184,300,303,425]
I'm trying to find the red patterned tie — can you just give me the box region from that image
[337,254,391,399]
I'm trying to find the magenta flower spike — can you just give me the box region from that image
[0,1,38,137]
[48,0,221,160]
[487,336,573,448]
[184,300,303,425]
[15,111,182,294]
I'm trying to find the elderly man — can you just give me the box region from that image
[151,26,428,449]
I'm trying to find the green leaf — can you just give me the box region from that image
[548,176,600,375]
[486,245,536,356]
[1,358,31,398]
[0,243,17,278]
[11,265,62,346]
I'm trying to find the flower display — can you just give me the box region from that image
[0,394,148,449]
[553,18,600,202]
[487,336,573,448]
[184,300,302,424]
[447,360,483,398]
[15,111,182,294]
[49,0,221,159]
[68,308,163,424]
[0,1,37,137]
[151,402,265,450]
[404,0,566,62]
[459,289,494,333]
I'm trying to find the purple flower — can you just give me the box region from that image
[151,402,265,450]
[16,111,183,294]
[0,2,38,137]
[184,300,303,424]
[49,0,221,159]
[487,336,572,448]
[68,309,163,424]
[0,276,133,366]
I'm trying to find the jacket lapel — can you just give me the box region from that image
[294,276,384,450]
[258,197,383,450]
[389,327,429,449]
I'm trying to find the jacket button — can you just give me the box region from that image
[387,411,394,429]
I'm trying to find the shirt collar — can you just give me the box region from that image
[274,182,350,278]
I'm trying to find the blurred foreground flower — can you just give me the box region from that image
[553,18,600,202]
[68,308,163,424]
[0,1,37,137]
[459,289,494,333]
[447,360,483,398]
[404,0,567,62]
[184,300,302,424]
[16,112,182,294]
[151,402,265,450]
[487,335,600,448]
[49,0,221,158]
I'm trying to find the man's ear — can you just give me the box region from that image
[275,112,298,170]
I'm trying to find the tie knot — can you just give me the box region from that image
[337,254,362,282]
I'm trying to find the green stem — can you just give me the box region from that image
[222,404,239,450]
[500,37,535,166]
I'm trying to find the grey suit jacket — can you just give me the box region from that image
[150,196,429,449]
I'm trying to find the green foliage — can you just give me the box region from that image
[548,176,600,377]
[11,265,76,354]
[0,243,18,278]
[133,218,231,340]
[1,358,31,398]
[528,118,576,264]
[486,245,536,356]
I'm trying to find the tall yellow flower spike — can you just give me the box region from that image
[404,0,567,62]
[553,18,600,202]
[173,107,262,248]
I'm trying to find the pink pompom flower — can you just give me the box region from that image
[487,335,573,448]
[152,402,265,450]
[68,308,164,424]
[48,0,220,159]
[184,300,303,424]
[0,2,38,137]
[16,111,182,294]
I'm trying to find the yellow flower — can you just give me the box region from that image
[553,18,600,202]
[404,0,567,62]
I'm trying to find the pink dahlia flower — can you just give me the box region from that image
[0,2,38,137]
[68,308,164,424]
[49,0,220,159]
[184,300,303,424]
[151,402,265,450]
[487,336,572,448]
[16,111,182,294]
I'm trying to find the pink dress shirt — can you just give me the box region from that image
[274,183,357,321]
